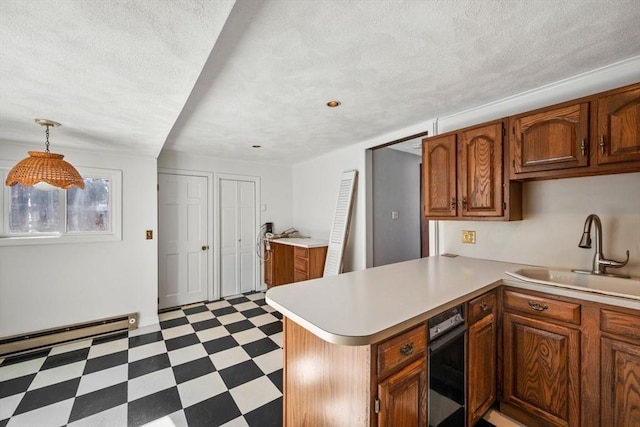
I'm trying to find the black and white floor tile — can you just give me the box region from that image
[0,292,283,427]
[0,291,524,427]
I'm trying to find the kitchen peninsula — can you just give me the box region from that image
[265,255,640,427]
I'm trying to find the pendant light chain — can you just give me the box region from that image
[44,124,51,153]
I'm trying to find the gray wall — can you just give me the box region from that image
[372,148,422,267]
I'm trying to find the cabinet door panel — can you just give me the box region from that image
[601,337,640,426]
[468,312,497,426]
[423,135,457,217]
[597,85,640,164]
[512,103,589,173]
[378,357,427,427]
[459,123,503,217]
[503,312,580,426]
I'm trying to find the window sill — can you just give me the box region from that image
[0,233,122,246]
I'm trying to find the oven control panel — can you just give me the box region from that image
[428,305,464,341]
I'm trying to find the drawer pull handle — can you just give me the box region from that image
[400,342,414,356]
[480,302,489,311]
[528,301,548,312]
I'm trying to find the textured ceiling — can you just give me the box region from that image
[2,0,640,164]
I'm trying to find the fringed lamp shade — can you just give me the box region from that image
[5,118,85,190]
[5,151,85,189]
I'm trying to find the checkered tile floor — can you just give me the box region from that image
[0,292,283,427]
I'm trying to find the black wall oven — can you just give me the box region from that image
[428,305,466,427]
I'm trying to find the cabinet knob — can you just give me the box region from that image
[528,301,548,312]
[600,135,606,154]
[400,342,414,356]
[480,302,489,311]
[202,245,209,251]
[462,197,468,210]
[450,197,457,210]
[580,139,586,157]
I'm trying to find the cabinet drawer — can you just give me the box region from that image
[468,290,497,324]
[293,269,308,283]
[294,256,308,273]
[377,325,426,378]
[504,289,581,324]
[294,247,309,259]
[601,308,640,341]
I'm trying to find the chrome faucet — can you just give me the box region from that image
[573,214,630,278]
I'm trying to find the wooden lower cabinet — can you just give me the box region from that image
[265,241,327,288]
[499,288,640,427]
[264,241,293,287]
[467,290,497,426]
[502,311,581,426]
[281,286,639,427]
[601,337,640,426]
[377,358,427,427]
[600,308,640,426]
[283,317,427,427]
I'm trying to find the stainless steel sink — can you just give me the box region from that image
[504,268,640,300]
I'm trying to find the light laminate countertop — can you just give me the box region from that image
[266,237,328,248]
[265,255,640,346]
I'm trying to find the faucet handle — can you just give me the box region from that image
[600,250,630,269]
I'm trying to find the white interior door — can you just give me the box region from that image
[220,179,256,297]
[158,173,209,309]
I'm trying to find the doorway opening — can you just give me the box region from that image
[367,131,430,268]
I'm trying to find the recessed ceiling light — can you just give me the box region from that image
[326,100,341,108]
[252,145,261,148]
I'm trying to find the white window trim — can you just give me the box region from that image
[0,163,122,246]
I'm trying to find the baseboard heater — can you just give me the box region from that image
[0,312,138,357]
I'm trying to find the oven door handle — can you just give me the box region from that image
[429,324,466,354]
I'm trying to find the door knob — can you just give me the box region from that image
[202,245,209,251]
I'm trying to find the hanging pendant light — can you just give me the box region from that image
[5,119,84,189]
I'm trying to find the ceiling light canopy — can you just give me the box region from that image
[5,119,85,189]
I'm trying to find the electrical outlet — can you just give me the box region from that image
[462,230,476,244]
[391,211,399,220]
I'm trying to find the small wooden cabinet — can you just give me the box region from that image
[422,121,522,220]
[510,82,640,180]
[467,290,497,426]
[502,289,582,427]
[264,239,327,288]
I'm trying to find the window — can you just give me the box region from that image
[1,165,121,245]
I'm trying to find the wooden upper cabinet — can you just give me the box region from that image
[511,102,590,174]
[422,121,520,221]
[459,123,504,217]
[596,85,640,165]
[423,134,457,217]
[509,82,640,180]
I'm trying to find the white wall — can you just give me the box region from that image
[157,151,294,287]
[0,142,158,337]
[440,173,640,277]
